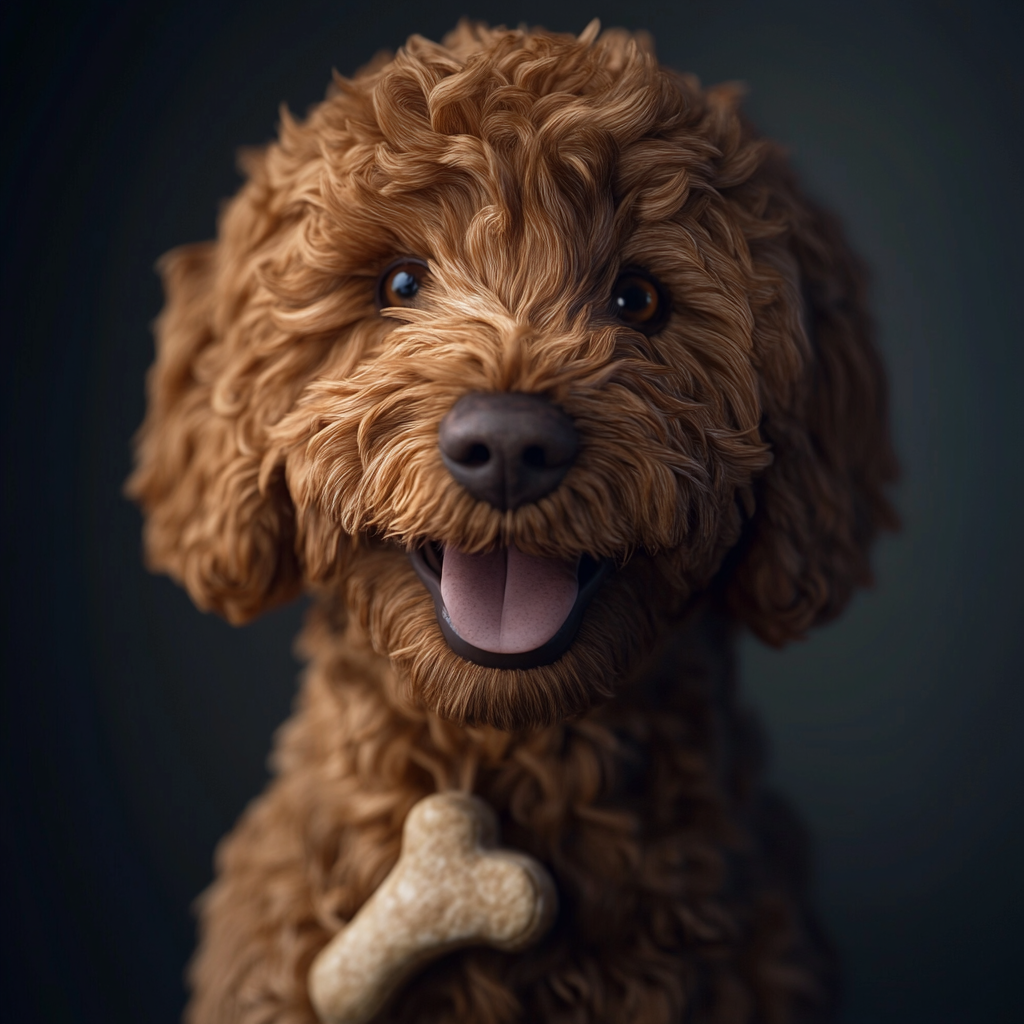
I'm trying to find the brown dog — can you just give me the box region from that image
[129,20,897,1024]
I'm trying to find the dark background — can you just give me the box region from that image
[2,1,1021,1021]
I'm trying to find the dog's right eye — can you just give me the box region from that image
[378,259,430,310]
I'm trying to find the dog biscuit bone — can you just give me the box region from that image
[308,792,557,1024]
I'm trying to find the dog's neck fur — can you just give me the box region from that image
[251,600,834,1020]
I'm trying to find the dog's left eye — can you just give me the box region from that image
[611,271,668,333]
[378,259,430,310]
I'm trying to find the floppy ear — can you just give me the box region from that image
[725,171,899,645]
[126,239,301,624]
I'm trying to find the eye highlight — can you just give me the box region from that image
[611,270,668,333]
[377,258,430,310]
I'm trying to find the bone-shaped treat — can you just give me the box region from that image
[308,792,557,1024]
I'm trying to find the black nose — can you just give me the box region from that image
[438,392,579,510]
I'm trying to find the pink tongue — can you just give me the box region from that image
[440,544,579,654]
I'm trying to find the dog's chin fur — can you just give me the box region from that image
[340,548,683,732]
[127,20,898,1024]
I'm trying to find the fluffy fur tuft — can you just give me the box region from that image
[129,21,897,1023]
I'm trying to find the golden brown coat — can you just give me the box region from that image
[129,21,897,1024]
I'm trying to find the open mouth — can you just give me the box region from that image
[409,543,612,670]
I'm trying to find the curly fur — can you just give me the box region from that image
[128,21,897,1024]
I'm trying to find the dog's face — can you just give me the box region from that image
[129,23,896,730]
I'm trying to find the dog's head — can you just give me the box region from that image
[128,23,897,730]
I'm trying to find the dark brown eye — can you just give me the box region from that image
[611,271,667,332]
[377,258,430,310]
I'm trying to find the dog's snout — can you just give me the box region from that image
[438,393,579,510]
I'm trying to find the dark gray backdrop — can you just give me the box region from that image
[2,1,1021,1021]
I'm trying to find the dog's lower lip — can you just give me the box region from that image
[409,545,612,670]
